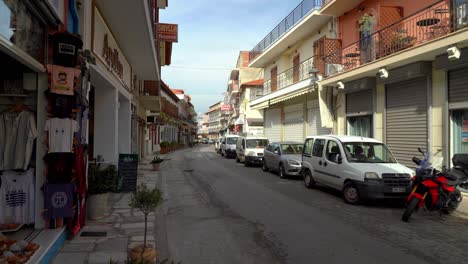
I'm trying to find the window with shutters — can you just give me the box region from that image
[271,66,278,92]
[293,55,300,83]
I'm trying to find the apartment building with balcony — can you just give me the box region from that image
[207,101,222,139]
[236,79,265,136]
[172,89,198,145]
[248,0,333,143]
[226,51,264,135]
[198,114,210,138]
[316,0,468,168]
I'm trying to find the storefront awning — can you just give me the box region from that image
[269,87,310,105]
[250,100,269,110]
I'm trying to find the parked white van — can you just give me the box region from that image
[236,136,269,166]
[301,135,414,204]
[221,135,239,158]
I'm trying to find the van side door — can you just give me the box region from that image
[324,139,345,188]
[302,138,314,172]
[310,138,327,185]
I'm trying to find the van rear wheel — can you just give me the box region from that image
[303,169,315,188]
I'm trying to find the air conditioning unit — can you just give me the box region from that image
[325,63,344,76]
[456,3,468,29]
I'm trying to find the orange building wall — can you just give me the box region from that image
[338,0,444,48]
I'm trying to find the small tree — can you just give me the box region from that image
[129,185,163,250]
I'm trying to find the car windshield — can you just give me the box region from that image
[343,142,397,163]
[281,144,303,154]
[246,139,269,148]
[226,137,237,144]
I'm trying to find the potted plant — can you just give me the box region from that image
[170,141,177,151]
[160,141,169,154]
[129,185,163,263]
[88,164,118,219]
[150,156,163,171]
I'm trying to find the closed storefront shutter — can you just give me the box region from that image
[448,68,468,104]
[346,89,373,114]
[307,100,332,136]
[386,77,428,168]
[284,104,304,142]
[264,108,281,142]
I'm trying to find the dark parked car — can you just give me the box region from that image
[263,142,303,178]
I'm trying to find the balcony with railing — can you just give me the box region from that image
[322,0,468,78]
[262,57,316,96]
[249,0,323,62]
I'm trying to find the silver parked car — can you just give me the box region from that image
[262,142,303,178]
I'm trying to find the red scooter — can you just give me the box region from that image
[401,148,468,222]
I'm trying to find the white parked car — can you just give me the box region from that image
[236,136,269,166]
[221,135,239,158]
[301,135,414,204]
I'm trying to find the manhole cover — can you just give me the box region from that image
[80,231,107,237]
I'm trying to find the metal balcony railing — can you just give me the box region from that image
[262,57,316,97]
[249,0,323,62]
[323,0,467,77]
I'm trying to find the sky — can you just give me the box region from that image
[160,0,302,115]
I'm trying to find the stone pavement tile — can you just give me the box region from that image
[95,238,129,252]
[130,235,155,242]
[88,251,127,264]
[61,242,96,252]
[69,237,99,244]
[52,252,88,264]
[121,222,154,229]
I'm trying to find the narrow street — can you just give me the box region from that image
[159,146,468,264]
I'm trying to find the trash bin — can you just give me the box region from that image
[51,32,83,67]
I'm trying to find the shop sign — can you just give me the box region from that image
[92,7,132,89]
[221,104,231,111]
[156,23,178,42]
[463,119,468,142]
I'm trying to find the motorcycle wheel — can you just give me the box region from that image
[402,197,420,222]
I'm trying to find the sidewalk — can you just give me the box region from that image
[52,153,167,264]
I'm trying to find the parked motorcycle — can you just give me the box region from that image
[401,148,468,222]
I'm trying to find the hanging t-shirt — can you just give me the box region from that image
[43,153,75,183]
[0,169,35,224]
[0,111,37,170]
[43,183,75,219]
[45,118,79,153]
[48,93,75,118]
[47,64,81,96]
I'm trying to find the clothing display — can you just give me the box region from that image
[0,169,35,224]
[43,183,75,219]
[47,64,81,96]
[45,118,79,153]
[43,153,75,183]
[48,93,76,118]
[0,111,37,170]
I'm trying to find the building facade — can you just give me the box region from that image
[207,102,222,139]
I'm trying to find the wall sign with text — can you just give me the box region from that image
[156,23,178,42]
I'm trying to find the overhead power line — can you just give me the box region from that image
[166,66,232,71]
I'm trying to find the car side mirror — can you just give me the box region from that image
[336,154,343,164]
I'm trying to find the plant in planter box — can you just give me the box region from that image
[88,164,118,219]
[150,156,163,171]
[160,141,169,154]
[129,185,163,263]
[170,141,177,151]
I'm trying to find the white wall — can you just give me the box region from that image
[94,84,118,163]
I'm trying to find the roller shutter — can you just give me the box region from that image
[448,68,468,104]
[386,77,428,168]
[264,108,281,142]
[346,89,373,114]
[307,100,332,136]
[284,104,304,142]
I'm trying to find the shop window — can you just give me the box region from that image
[451,109,468,157]
[0,0,46,62]
[347,116,372,138]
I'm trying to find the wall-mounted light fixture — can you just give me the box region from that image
[447,46,461,60]
[337,81,344,89]
[378,68,389,78]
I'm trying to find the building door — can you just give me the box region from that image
[307,99,332,136]
[386,77,428,168]
[449,67,468,159]
[346,89,373,137]
[284,104,304,142]
[264,108,281,142]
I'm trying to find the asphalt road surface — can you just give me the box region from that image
[157,145,468,264]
